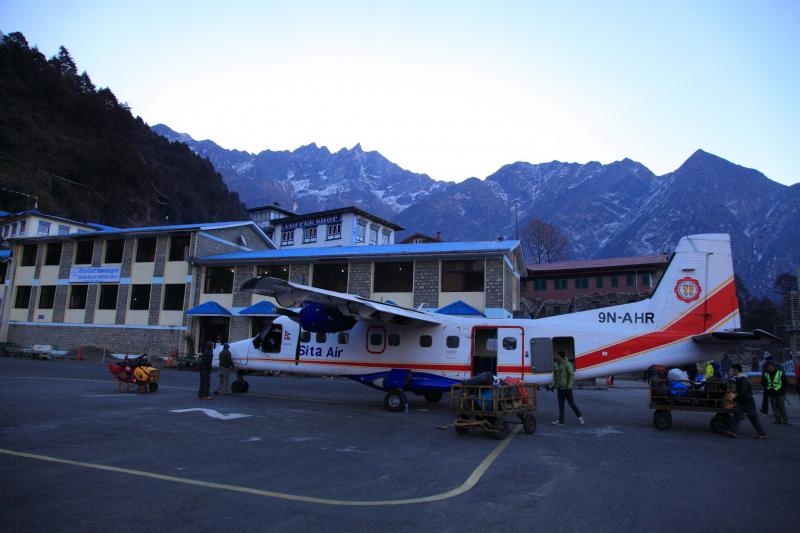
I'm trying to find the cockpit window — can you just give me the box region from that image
[254,324,283,353]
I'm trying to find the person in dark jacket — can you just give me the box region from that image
[762,361,789,424]
[551,351,584,426]
[214,343,234,395]
[198,341,213,400]
[725,364,766,439]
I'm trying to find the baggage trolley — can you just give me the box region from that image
[450,382,537,439]
[649,378,734,433]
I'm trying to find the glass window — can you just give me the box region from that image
[388,334,400,346]
[280,229,295,246]
[74,241,94,264]
[337,332,349,344]
[640,273,652,288]
[37,221,51,236]
[44,242,62,266]
[442,260,484,292]
[69,285,88,309]
[14,286,32,308]
[169,234,191,261]
[300,330,311,343]
[626,274,635,287]
[312,263,348,293]
[302,226,318,243]
[38,286,56,309]
[420,335,432,347]
[554,279,568,290]
[21,244,37,266]
[611,276,619,288]
[204,267,234,293]
[370,333,383,346]
[533,279,547,291]
[135,237,156,262]
[381,230,390,245]
[369,225,378,245]
[596,276,604,289]
[502,337,517,350]
[575,277,589,289]
[104,239,124,263]
[58,224,70,235]
[327,223,342,240]
[315,332,327,343]
[446,336,460,348]
[257,265,290,281]
[129,284,151,310]
[373,262,413,292]
[355,220,366,243]
[19,220,26,234]
[162,284,185,311]
[98,285,119,309]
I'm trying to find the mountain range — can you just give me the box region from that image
[152,124,800,297]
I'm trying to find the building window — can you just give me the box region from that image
[104,239,125,263]
[44,242,62,266]
[38,286,56,309]
[256,265,289,281]
[611,276,619,288]
[11,223,17,236]
[204,267,234,294]
[135,237,157,262]
[129,284,151,310]
[420,335,432,347]
[442,260,484,292]
[369,225,379,245]
[74,241,94,264]
[19,220,26,234]
[280,229,295,246]
[266,228,275,241]
[373,262,413,292]
[21,244,37,266]
[14,286,32,308]
[58,224,70,235]
[640,273,652,288]
[98,285,119,310]
[381,230,390,245]
[533,279,547,291]
[626,273,635,287]
[69,285,88,309]
[355,220,366,243]
[596,276,604,289]
[575,277,589,289]
[162,284,186,311]
[446,336,460,348]
[554,279,568,290]
[326,223,342,241]
[312,263,348,293]
[169,234,191,261]
[302,226,318,243]
[388,334,400,346]
[37,221,51,236]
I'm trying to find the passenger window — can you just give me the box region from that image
[300,331,311,343]
[338,332,349,344]
[388,334,400,346]
[486,338,498,352]
[420,335,432,347]
[502,337,517,350]
[316,332,327,343]
[446,336,459,348]
[370,333,383,346]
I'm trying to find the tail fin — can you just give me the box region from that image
[650,234,739,334]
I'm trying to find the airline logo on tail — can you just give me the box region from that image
[674,276,702,303]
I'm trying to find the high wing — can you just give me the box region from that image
[240,276,443,327]
[692,329,783,345]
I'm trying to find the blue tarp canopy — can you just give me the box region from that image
[186,301,232,316]
[436,300,483,316]
[239,300,277,315]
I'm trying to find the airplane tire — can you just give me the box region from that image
[232,380,249,394]
[710,413,731,433]
[523,414,537,435]
[424,392,443,403]
[493,419,510,440]
[149,382,158,393]
[653,409,672,430]
[384,389,407,412]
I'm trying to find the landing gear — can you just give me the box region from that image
[231,379,249,394]
[384,388,407,412]
[424,392,443,403]
[522,414,537,434]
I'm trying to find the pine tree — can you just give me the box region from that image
[51,45,78,78]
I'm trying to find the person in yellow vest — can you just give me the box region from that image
[761,361,789,424]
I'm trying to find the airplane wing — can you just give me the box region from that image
[240,276,443,327]
[692,329,783,345]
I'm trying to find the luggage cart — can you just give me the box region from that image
[450,382,537,439]
[649,378,734,433]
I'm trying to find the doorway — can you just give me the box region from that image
[197,316,230,351]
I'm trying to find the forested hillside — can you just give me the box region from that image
[0,32,246,226]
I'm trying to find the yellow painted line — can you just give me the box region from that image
[0,426,520,506]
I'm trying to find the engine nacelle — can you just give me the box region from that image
[299,303,356,333]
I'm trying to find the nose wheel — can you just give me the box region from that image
[231,379,249,393]
[384,389,407,412]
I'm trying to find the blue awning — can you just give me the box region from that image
[186,301,232,316]
[239,300,277,315]
[436,300,483,316]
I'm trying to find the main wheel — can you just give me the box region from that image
[455,415,470,435]
[149,382,158,393]
[493,419,510,440]
[523,414,537,435]
[653,409,672,430]
[424,392,443,403]
[231,380,249,393]
[384,389,407,412]
[710,413,731,433]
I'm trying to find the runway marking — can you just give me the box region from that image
[0,426,520,506]
[170,408,251,420]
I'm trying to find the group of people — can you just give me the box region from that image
[197,338,235,400]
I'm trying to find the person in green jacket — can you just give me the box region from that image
[552,350,585,426]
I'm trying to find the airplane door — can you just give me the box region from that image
[496,326,524,379]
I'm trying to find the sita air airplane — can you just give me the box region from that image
[215,234,775,411]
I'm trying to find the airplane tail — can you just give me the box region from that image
[648,233,739,334]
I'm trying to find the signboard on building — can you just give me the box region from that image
[283,215,342,230]
[69,266,121,283]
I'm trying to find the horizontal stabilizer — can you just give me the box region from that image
[692,329,782,345]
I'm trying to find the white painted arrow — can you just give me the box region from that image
[170,408,252,420]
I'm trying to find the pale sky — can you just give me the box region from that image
[2,0,799,185]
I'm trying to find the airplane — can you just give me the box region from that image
[214,234,779,411]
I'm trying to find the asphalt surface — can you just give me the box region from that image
[1,358,798,533]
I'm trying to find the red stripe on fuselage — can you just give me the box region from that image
[241,357,469,372]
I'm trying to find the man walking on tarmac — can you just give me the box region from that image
[198,341,213,400]
[214,343,233,395]
[725,364,767,439]
[552,350,585,426]
[762,361,789,424]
